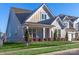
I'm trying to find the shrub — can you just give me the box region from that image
[24,29,29,42]
[38,38,42,42]
[65,32,68,41]
[33,38,36,42]
[54,29,57,41]
[44,38,47,41]
[48,38,51,41]
[29,35,32,42]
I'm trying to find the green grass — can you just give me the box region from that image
[14,43,79,55]
[0,41,73,52]
[28,41,73,48]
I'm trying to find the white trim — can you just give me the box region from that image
[63,16,73,23]
[51,16,61,30]
[43,27,45,39]
[41,12,47,21]
[25,4,54,22]
[42,4,55,17]
[63,16,69,21]
[51,16,61,25]
[49,28,51,38]
[63,16,74,28]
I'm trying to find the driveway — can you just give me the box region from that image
[40,48,79,55]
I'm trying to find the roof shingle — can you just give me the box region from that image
[11,7,32,24]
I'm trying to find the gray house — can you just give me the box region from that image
[6,4,79,42]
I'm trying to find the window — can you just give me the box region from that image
[41,13,47,20]
[76,23,79,31]
[63,22,67,27]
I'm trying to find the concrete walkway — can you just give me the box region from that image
[40,48,79,55]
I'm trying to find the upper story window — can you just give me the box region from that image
[63,23,67,27]
[63,21,68,27]
[76,23,79,31]
[41,13,47,21]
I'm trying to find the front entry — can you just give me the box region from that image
[68,32,76,41]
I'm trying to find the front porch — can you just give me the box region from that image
[23,22,54,41]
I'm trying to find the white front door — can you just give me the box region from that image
[68,33,72,41]
[68,32,76,41]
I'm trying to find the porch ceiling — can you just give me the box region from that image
[24,22,55,28]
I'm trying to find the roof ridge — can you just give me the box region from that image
[11,7,32,13]
[59,14,79,18]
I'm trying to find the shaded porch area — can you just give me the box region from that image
[23,22,54,41]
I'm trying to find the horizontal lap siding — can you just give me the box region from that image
[6,11,24,42]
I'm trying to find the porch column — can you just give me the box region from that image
[49,28,51,38]
[43,27,45,39]
[26,26,29,29]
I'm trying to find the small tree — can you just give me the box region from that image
[24,29,32,46]
[24,29,29,46]
[54,29,57,41]
[65,32,68,41]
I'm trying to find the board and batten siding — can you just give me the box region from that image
[26,7,50,22]
[6,10,24,42]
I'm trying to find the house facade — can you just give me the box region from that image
[6,4,79,42]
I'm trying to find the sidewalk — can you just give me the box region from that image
[40,48,79,55]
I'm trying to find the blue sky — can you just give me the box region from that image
[0,3,79,33]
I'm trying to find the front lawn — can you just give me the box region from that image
[0,41,73,52]
[15,43,79,55]
[28,41,73,48]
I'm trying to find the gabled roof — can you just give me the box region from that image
[11,7,32,13]
[15,13,32,24]
[11,4,55,24]
[58,14,66,20]
[68,16,78,22]
[38,17,56,25]
[56,17,66,29]
[11,7,32,24]
[26,4,55,22]
[56,14,79,29]
[58,14,78,22]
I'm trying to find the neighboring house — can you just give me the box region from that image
[52,14,79,41]
[6,4,79,42]
[74,18,79,31]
